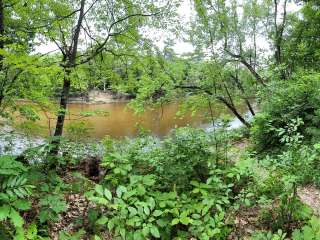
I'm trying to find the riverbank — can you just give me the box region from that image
[0,124,45,155]
[67,90,133,104]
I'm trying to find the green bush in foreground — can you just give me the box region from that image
[101,127,221,192]
[86,128,251,239]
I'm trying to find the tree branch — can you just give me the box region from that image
[75,12,159,66]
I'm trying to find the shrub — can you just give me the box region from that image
[87,127,252,239]
[86,169,244,240]
[251,73,320,152]
[102,127,216,192]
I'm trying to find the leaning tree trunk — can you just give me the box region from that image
[49,0,86,158]
[221,83,251,128]
[53,68,71,138]
[217,96,251,128]
[50,69,71,155]
[230,74,255,116]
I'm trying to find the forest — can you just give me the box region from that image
[1,0,320,239]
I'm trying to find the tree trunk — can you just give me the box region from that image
[53,71,71,137]
[0,0,4,60]
[0,0,4,108]
[217,96,251,128]
[50,0,86,157]
[240,58,265,86]
[0,95,3,107]
[245,99,255,116]
[221,84,251,128]
[274,0,287,80]
[225,49,266,86]
[230,74,255,116]
[176,85,251,128]
[50,69,71,155]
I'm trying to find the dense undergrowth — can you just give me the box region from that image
[2,75,320,239]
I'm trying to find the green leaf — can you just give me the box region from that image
[143,206,150,216]
[150,225,160,238]
[153,210,163,217]
[51,200,67,213]
[0,205,10,221]
[116,186,127,198]
[128,207,138,216]
[26,223,37,239]
[148,197,155,210]
[39,210,49,223]
[10,209,24,228]
[104,188,112,201]
[13,199,32,211]
[180,216,191,225]
[96,216,108,225]
[143,175,156,186]
[107,220,115,231]
[136,185,146,195]
[133,231,144,240]
[302,226,314,240]
[171,218,179,225]
[13,227,25,240]
[94,235,102,240]
[120,228,126,239]
[95,185,104,196]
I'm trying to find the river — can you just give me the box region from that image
[1,101,251,155]
[22,101,249,139]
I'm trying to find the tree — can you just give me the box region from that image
[174,0,265,127]
[33,0,176,155]
[283,0,320,72]
[0,0,59,118]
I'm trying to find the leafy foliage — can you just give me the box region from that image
[0,156,34,239]
[251,73,320,152]
[86,128,253,239]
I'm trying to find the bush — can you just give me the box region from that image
[251,73,320,152]
[87,168,248,240]
[102,127,216,192]
[87,127,253,239]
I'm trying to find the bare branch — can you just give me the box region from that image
[224,49,266,86]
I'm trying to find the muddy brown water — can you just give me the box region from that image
[16,101,249,139]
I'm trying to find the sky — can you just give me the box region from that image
[35,0,194,55]
[35,0,301,56]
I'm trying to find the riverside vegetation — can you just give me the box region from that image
[1,0,320,239]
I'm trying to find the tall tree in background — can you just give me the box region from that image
[284,0,320,71]
[37,0,175,155]
[182,0,266,127]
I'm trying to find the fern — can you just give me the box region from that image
[0,156,26,176]
[0,156,35,238]
[1,175,34,199]
[0,156,34,200]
